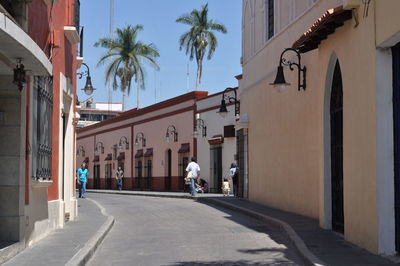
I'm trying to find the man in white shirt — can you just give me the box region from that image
[186,157,200,196]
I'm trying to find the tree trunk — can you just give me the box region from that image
[196,58,203,91]
[122,88,126,111]
[136,85,140,109]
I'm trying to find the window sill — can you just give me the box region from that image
[31,179,53,189]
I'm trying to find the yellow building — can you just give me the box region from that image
[240,0,400,255]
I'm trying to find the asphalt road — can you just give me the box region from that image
[88,193,306,266]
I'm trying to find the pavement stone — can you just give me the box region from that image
[2,198,110,266]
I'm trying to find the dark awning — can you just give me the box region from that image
[292,6,352,53]
[208,135,224,145]
[178,143,190,154]
[117,152,125,160]
[135,150,143,158]
[92,155,99,162]
[144,148,153,157]
[104,153,112,161]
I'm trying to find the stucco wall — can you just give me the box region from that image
[240,0,387,253]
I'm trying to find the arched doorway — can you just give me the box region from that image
[392,41,400,252]
[330,60,344,233]
[165,149,172,191]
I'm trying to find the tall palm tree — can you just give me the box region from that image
[176,3,227,90]
[95,25,160,110]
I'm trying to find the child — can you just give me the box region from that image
[222,178,230,196]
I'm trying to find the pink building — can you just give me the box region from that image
[76,91,208,191]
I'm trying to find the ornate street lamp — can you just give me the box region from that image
[76,145,85,157]
[118,136,130,150]
[13,59,26,92]
[270,48,307,92]
[94,141,104,154]
[165,125,178,142]
[217,88,240,118]
[77,63,96,95]
[193,118,207,138]
[134,132,146,147]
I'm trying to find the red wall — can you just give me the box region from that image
[28,0,78,201]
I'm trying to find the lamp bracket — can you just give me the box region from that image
[279,48,306,91]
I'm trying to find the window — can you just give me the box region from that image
[265,0,274,41]
[32,76,53,180]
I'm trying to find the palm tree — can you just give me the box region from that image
[95,25,160,110]
[176,3,227,90]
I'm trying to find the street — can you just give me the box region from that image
[87,193,305,266]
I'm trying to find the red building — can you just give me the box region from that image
[0,0,80,259]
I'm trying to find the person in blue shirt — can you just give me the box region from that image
[77,162,88,198]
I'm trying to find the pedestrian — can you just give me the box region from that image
[116,166,124,191]
[77,162,88,198]
[185,157,200,196]
[222,178,230,196]
[229,163,239,197]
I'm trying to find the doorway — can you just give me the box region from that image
[392,42,400,252]
[165,149,172,191]
[210,145,222,193]
[330,61,344,233]
[93,164,100,189]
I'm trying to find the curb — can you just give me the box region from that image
[87,190,326,266]
[197,197,327,266]
[0,242,25,265]
[65,198,115,266]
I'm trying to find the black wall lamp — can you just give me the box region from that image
[118,136,130,150]
[134,132,146,147]
[270,48,306,92]
[193,118,207,138]
[94,141,104,154]
[217,87,239,118]
[165,125,178,142]
[76,145,85,156]
[13,59,26,92]
[78,62,96,95]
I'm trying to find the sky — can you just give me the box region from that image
[77,0,242,110]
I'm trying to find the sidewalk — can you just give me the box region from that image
[1,198,114,266]
[88,189,398,266]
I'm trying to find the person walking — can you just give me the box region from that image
[185,157,200,196]
[229,163,239,197]
[77,162,88,198]
[116,166,124,191]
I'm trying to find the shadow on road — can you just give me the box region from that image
[169,198,307,266]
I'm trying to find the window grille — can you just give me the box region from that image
[32,76,53,180]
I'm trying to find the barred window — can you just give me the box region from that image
[32,76,53,180]
[265,0,274,41]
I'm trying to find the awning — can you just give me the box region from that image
[117,152,125,160]
[292,6,352,53]
[208,135,224,145]
[92,155,99,162]
[134,150,143,158]
[144,148,153,157]
[178,143,190,154]
[0,12,52,75]
[104,153,112,161]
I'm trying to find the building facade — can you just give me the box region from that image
[76,91,208,192]
[241,0,400,254]
[0,0,80,259]
[196,88,241,194]
[77,98,122,128]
